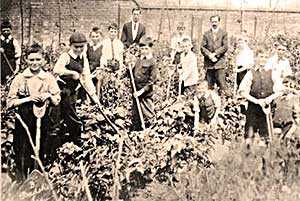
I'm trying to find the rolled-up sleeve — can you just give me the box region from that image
[13,39,21,58]
[53,52,69,75]
[238,70,253,95]
[48,75,61,105]
[81,57,96,95]
[211,91,221,108]
[7,75,22,108]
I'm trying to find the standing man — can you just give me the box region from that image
[0,20,21,85]
[201,15,228,96]
[121,8,146,49]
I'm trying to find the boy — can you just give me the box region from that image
[273,76,300,138]
[264,41,292,85]
[239,48,283,146]
[54,32,99,144]
[193,80,221,131]
[100,23,124,73]
[131,36,157,131]
[0,20,21,85]
[7,43,61,181]
[179,37,199,96]
[170,22,191,65]
[86,27,103,72]
[235,35,254,88]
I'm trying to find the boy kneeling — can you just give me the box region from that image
[192,80,221,132]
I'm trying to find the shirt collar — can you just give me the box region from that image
[211,27,219,33]
[89,41,101,48]
[141,53,153,59]
[23,68,47,80]
[1,35,12,41]
[68,49,83,59]
[132,21,139,26]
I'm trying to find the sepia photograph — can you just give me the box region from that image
[1,0,300,200]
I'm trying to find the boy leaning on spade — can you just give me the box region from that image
[7,43,61,181]
[238,48,284,147]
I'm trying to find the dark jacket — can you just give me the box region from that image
[201,28,228,69]
[121,21,146,48]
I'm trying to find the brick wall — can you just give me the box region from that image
[1,0,300,48]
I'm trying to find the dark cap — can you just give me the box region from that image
[1,20,12,30]
[139,36,153,47]
[69,32,87,44]
[108,23,118,30]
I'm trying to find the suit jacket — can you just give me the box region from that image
[201,28,228,69]
[121,21,146,48]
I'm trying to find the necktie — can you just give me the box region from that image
[111,39,115,59]
[134,23,137,31]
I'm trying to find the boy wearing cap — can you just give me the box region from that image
[179,37,199,95]
[7,43,61,180]
[170,22,191,65]
[239,48,283,146]
[131,36,157,131]
[54,32,99,144]
[0,20,21,85]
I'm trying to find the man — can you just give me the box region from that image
[54,32,99,145]
[264,41,292,85]
[0,20,21,85]
[170,22,191,65]
[7,43,61,180]
[121,8,146,48]
[100,23,124,72]
[201,15,228,96]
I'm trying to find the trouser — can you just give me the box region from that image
[1,56,16,85]
[131,96,154,131]
[244,102,269,140]
[205,68,227,94]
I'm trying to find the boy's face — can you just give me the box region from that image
[276,45,287,59]
[109,28,118,39]
[177,26,185,35]
[1,28,11,38]
[90,32,101,44]
[27,52,44,73]
[140,45,151,56]
[255,52,268,68]
[182,42,191,53]
[70,42,85,56]
[197,83,208,96]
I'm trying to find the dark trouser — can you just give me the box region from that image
[173,51,182,65]
[205,68,226,94]
[237,70,248,88]
[245,102,269,140]
[1,56,16,85]
[13,104,49,181]
[131,95,154,131]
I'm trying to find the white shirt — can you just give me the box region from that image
[236,45,254,70]
[132,21,139,41]
[180,50,198,87]
[100,38,124,66]
[264,54,292,82]
[54,49,96,95]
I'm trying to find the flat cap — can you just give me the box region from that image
[139,36,153,47]
[1,20,12,30]
[69,32,87,44]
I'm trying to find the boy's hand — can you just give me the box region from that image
[256,99,266,108]
[0,47,4,53]
[38,92,51,102]
[71,71,80,80]
[133,89,144,98]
